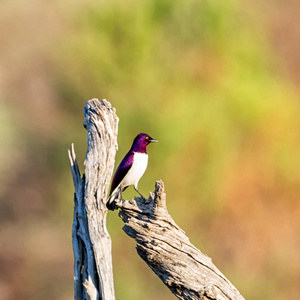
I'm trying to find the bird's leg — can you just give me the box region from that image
[134,186,144,198]
[120,189,124,200]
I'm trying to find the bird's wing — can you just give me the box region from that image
[108,151,134,196]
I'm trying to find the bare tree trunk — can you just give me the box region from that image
[68,98,245,300]
[116,181,245,300]
[68,99,118,300]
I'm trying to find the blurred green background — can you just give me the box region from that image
[1,0,300,299]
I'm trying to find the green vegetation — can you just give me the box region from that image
[1,0,300,299]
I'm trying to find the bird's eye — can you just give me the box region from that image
[145,136,150,141]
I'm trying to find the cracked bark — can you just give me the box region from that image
[69,98,245,300]
[116,181,245,300]
[68,99,118,300]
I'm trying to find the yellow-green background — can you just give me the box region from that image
[1,0,299,299]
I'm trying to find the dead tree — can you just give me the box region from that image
[68,99,118,300]
[68,98,245,300]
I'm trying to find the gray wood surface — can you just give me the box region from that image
[116,181,245,300]
[69,99,118,300]
[69,98,245,300]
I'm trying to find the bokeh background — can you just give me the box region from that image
[1,0,300,299]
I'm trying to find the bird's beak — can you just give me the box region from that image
[150,139,158,143]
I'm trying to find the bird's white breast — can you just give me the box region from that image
[122,152,148,188]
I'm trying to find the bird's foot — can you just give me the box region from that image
[135,188,144,199]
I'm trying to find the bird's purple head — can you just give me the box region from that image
[130,133,158,153]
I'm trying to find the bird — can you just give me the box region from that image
[106,133,158,211]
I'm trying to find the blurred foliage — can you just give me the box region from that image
[0,0,300,299]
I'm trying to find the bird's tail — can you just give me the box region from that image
[106,188,121,211]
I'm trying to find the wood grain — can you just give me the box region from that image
[117,180,245,300]
[69,99,245,300]
[69,99,118,300]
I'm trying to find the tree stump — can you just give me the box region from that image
[68,98,245,300]
[68,99,118,300]
[116,181,245,300]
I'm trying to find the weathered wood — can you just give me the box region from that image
[116,180,245,300]
[69,99,245,300]
[68,99,118,300]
